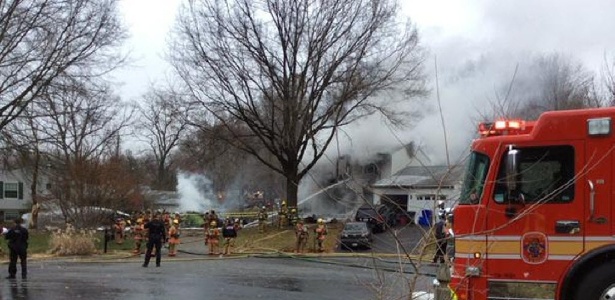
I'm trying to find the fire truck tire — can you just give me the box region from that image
[573,262,615,300]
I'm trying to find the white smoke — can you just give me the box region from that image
[176,172,217,213]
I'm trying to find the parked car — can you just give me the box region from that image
[354,204,397,233]
[340,222,373,249]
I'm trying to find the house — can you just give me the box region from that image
[0,168,39,223]
[371,165,463,225]
[369,143,464,225]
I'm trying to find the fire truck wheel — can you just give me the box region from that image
[573,262,615,300]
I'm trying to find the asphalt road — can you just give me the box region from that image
[0,223,436,299]
[0,255,437,300]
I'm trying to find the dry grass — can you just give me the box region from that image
[233,222,344,253]
[48,225,99,256]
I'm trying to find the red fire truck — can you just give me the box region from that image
[450,107,615,300]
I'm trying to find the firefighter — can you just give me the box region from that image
[113,218,124,244]
[132,218,145,255]
[206,220,220,255]
[278,201,288,229]
[294,219,309,254]
[145,209,152,221]
[221,218,238,255]
[288,208,298,226]
[173,212,182,226]
[202,212,210,231]
[314,218,328,252]
[258,206,268,233]
[162,211,171,245]
[432,212,448,264]
[208,210,219,225]
[168,219,180,256]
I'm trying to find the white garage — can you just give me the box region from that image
[371,165,462,225]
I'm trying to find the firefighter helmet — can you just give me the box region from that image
[173,219,179,224]
[210,220,217,227]
[317,218,324,224]
[136,218,143,224]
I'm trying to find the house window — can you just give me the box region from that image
[416,194,447,201]
[0,181,24,200]
[4,183,18,198]
[4,211,20,222]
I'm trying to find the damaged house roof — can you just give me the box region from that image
[372,165,464,189]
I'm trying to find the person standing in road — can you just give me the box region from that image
[4,217,28,279]
[143,212,166,267]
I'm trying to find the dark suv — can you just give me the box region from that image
[354,204,397,233]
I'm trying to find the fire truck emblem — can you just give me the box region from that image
[521,232,548,264]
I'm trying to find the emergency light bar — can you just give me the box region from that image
[587,117,611,136]
[478,120,526,137]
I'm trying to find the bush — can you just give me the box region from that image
[48,225,99,256]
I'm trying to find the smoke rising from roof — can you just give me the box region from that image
[323,0,615,169]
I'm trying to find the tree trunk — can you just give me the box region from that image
[285,174,300,209]
[157,159,166,190]
[29,149,41,230]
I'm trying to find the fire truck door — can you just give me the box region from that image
[486,144,584,281]
[583,142,612,242]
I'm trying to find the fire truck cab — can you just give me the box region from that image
[450,107,615,300]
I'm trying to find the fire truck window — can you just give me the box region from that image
[460,151,490,205]
[494,145,574,204]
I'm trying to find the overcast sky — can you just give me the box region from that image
[116,0,615,165]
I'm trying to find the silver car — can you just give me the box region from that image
[340,222,373,249]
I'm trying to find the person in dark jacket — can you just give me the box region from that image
[5,217,28,279]
[432,213,447,264]
[143,212,166,267]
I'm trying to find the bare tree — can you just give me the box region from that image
[518,53,598,119]
[476,53,602,123]
[32,79,135,226]
[170,0,426,208]
[0,0,126,131]
[601,54,615,106]
[0,111,51,230]
[137,85,192,190]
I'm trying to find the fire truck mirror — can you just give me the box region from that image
[506,147,520,199]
